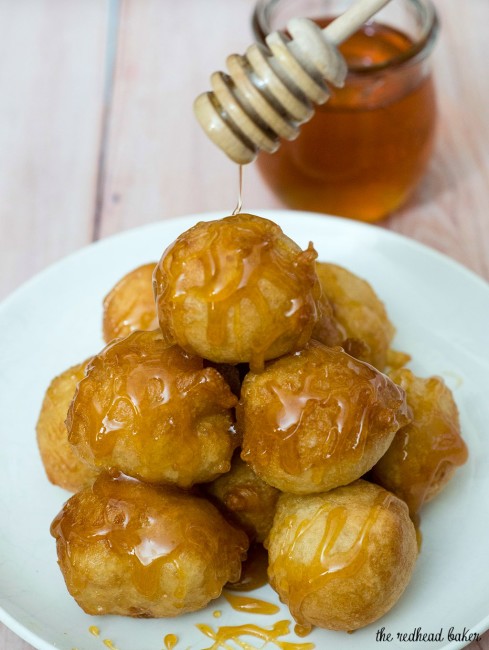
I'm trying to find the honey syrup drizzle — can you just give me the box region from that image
[196,619,315,650]
[159,216,319,372]
[70,334,194,459]
[68,331,237,484]
[244,342,408,481]
[273,492,393,628]
[51,472,247,603]
[223,591,280,615]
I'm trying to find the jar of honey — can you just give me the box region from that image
[252,0,439,222]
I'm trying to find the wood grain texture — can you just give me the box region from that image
[0,0,110,301]
[0,0,488,648]
[385,0,489,281]
[96,0,280,240]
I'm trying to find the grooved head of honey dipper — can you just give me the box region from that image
[194,92,257,164]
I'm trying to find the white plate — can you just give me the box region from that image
[1,210,488,650]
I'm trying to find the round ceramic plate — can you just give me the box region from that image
[1,210,488,650]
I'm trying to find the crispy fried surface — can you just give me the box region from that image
[371,368,468,516]
[51,472,249,617]
[102,263,158,343]
[205,454,280,543]
[314,262,395,370]
[36,361,98,492]
[239,341,410,494]
[267,480,417,631]
[154,214,320,372]
[67,330,239,487]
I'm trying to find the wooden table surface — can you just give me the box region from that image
[0,1,487,649]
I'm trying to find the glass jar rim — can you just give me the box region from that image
[252,0,439,74]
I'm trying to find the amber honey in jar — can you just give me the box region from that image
[252,0,439,222]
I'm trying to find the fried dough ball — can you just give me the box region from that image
[313,262,396,370]
[36,360,98,492]
[239,340,410,494]
[67,330,238,487]
[51,472,249,617]
[267,480,417,631]
[154,213,321,372]
[371,369,468,517]
[103,263,158,343]
[205,454,280,543]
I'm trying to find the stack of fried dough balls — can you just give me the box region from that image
[38,213,468,632]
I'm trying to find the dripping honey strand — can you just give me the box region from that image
[232,165,243,216]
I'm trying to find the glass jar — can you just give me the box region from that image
[252,0,439,222]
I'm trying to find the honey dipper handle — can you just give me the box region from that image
[323,0,392,45]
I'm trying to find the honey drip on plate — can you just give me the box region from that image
[294,624,312,638]
[196,619,315,650]
[164,633,179,649]
[223,592,279,615]
[88,626,100,637]
[226,543,269,592]
[272,492,393,627]
[103,640,118,650]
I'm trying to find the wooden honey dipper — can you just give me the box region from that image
[194,0,393,164]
